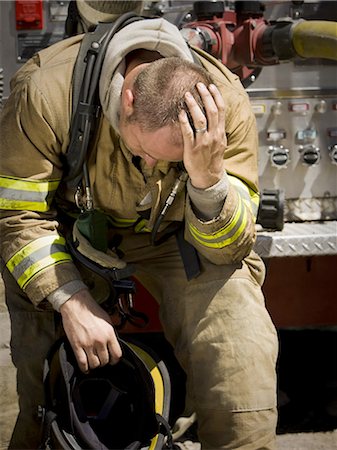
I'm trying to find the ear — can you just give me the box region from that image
[122,88,135,117]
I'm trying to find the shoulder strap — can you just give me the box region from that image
[63,13,144,189]
[71,23,111,123]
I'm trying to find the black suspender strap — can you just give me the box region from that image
[176,226,201,281]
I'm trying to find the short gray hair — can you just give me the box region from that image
[129,57,214,132]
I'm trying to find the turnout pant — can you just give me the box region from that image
[1,231,278,449]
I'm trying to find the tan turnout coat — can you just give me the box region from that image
[0,33,259,305]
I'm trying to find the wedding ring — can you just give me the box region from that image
[195,126,207,133]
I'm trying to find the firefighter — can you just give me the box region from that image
[0,1,278,448]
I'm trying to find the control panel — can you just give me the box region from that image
[1,0,336,257]
[250,95,337,222]
[0,0,70,104]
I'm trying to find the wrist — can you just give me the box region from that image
[189,175,220,190]
[47,281,88,312]
[59,288,90,314]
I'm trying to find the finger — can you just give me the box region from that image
[87,349,101,370]
[179,109,194,149]
[108,338,122,365]
[184,91,207,133]
[196,83,219,131]
[208,83,226,125]
[95,344,110,367]
[75,347,89,373]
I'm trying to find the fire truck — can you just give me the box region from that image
[1,0,336,328]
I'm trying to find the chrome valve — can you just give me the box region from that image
[268,145,290,168]
[299,145,321,166]
[328,144,337,165]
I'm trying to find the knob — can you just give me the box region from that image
[271,101,283,115]
[300,145,321,165]
[268,145,290,168]
[328,144,337,165]
[257,189,285,231]
[315,100,327,114]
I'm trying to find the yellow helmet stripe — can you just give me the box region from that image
[128,343,165,450]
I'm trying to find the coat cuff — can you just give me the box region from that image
[187,172,229,221]
[24,261,84,305]
[47,280,88,312]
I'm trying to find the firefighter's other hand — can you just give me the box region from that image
[60,289,122,372]
[179,83,226,189]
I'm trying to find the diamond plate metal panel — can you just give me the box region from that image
[254,221,337,257]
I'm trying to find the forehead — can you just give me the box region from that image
[131,123,183,160]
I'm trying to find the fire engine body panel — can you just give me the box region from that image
[0,0,336,328]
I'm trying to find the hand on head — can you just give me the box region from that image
[179,83,227,189]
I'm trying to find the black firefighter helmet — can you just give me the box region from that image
[40,338,172,449]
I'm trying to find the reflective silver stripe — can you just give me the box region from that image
[0,176,60,211]
[0,187,55,203]
[6,235,72,289]
[11,243,67,281]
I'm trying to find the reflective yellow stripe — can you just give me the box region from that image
[188,196,248,248]
[0,199,52,212]
[248,187,260,216]
[134,218,151,233]
[108,216,152,233]
[17,253,72,289]
[227,174,259,217]
[6,235,65,271]
[189,207,248,248]
[190,195,243,241]
[0,176,60,192]
[0,175,60,212]
[6,235,71,289]
[108,216,138,228]
[243,198,256,222]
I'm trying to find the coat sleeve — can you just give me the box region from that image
[0,59,82,306]
[184,49,260,264]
